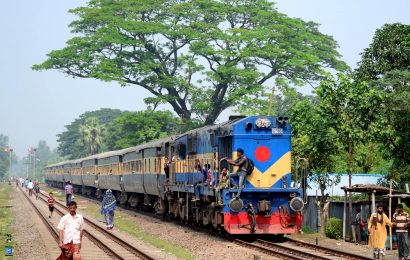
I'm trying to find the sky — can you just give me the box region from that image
[0,0,409,158]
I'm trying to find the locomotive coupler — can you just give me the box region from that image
[238,203,256,233]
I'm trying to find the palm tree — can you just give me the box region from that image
[79,117,104,155]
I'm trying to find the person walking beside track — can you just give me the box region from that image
[65,181,73,207]
[368,204,392,260]
[27,180,34,196]
[100,189,116,230]
[393,204,410,260]
[48,192,55,218]
[34,181,40,200]
[57,201,84,260]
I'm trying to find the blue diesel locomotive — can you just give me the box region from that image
[45,116,305,234]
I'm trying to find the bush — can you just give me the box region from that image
[301,225,315,234]
[325,217,342,239]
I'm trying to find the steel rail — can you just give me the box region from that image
[20,187,123,259]
[38,191,154,260]
[283,237,373,260]
[44,186,373,260]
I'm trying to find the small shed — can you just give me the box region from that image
[341,184,409,245]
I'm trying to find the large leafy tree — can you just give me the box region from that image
[355,23,410,181]
[288,96,340,234]
[33,0,346,124]
[104,110,199,150]
[57,108,124,159]
[316,74,383,239]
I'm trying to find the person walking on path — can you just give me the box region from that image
[57,201,84,260]
[368,204,392,259]
[27,180,34,196]
[65,181,73,207]
[100,189,116,230]
[24,178,29,191]
[393,204,410,260]
[222,148,248,198]
[48,192,55,218]
[34,181,40,200]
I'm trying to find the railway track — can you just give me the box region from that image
[253,238,373,260]
[19,187,120,259]
[35,191,154,260]
[21,187,155,260]
[43,186,373,260]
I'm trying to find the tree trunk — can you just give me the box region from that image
[319,201,330,234]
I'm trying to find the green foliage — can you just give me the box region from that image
[316,74,383,175]
[57,108,124,159]
[104,110,199,150]
[0,185,13,259]
[325,217,342,239]
[33,0,346,124]
[301,225,315,234]
[355,23,410,181]
[0,135,10,180]
[79,117,104,156]
[402,203,410,215]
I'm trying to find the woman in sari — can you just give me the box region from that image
[100,189,116,230]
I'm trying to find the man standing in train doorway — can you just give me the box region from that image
[223,148,248,199]
[65,181,73,207]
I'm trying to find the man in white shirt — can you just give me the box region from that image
[57,201,84,260]
[27,180,34,196]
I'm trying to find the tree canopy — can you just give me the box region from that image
[104,110,196,150]
[57,108,124,159]
[355,23,410,180]
[0,134,10,179]
[33,0,346,124]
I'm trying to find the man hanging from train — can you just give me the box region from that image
[223,148,248,199]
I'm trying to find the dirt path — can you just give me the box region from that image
[11,186,60,260]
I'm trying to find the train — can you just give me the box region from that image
[44,115,306,235]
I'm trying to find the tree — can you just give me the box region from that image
[289,96,340,234]
[32,140,54,180]
[0,134,10,179]
[79,117,104,156]
[355,23,410,181]
[57,108,124,159]
[104,110,199,150]
[316,74,383,239]
[33,0,346,124]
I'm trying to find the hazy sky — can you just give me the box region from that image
[1,0,409,158]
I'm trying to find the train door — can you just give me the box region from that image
[218,136,232,171]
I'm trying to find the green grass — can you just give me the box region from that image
[43,186,194,260]
[0,184,14,259]
[301,225,316,234]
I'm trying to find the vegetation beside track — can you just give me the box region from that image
[42,186,194,260]
[0,184,14,259]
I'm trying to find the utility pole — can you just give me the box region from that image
[23,157,30,178]
[33,148,37,180]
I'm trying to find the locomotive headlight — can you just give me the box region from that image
[289,197,304,212]
[255,118,271,128]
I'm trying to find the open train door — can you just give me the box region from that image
[218,136,232,172]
